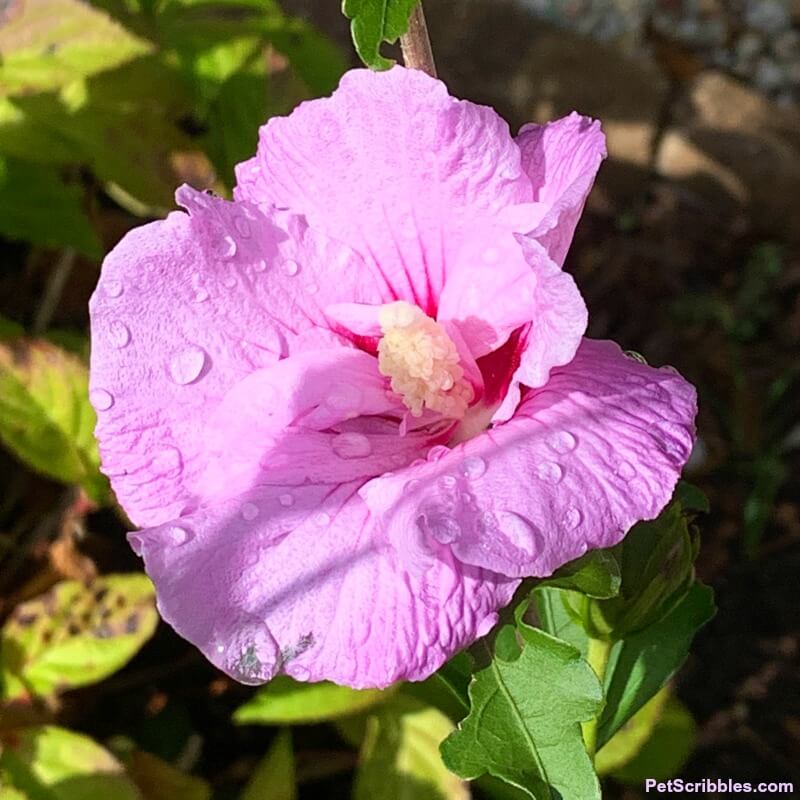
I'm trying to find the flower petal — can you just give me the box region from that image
[90,191,381,528]
[130,482,518,688]
[362,339,697,579]
[516,112,606,265]
[235,66,531,311]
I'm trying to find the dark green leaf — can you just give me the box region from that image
[673,481,710,514]
[342,0,419,70]
[241,731,296,800]
[124,750,211,800]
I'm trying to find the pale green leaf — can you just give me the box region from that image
[0,0,152,97]
[240,731,296,800]
[0,574,158,700]
[440,626,602,799]
[0,725,142,800]
[0,156,100,256]
[354,697,469,800]
[342,0,419,70]
[233,676,389,725]
[0,338,107,500]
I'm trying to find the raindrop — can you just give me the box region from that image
[427,445,450,462]
[535,461,564,484]
[223,274,237,289]
[219,235,237,259]
[278,493,294,507]
[438,474,458,489]
[624,350,648,365]
[281,259,300,276]
[233,216,251,238]
[306,282,319,295]
[254,259,268,273]
[314,511,331,527]
[165,525,191,546]
[478,510,498,530]
[90,388,114,410]
[495,510,542,554]
[461,455,486,479]
[241,502,259,521]
[293,665,310,681]
[563,507,582,530]
[194,286,209,303]
[151,446,182,477]
[616,461,636,481]
[547,430,577,454]
[331,432,372,459]
[108,319,131,349]
[169,346,207,385]
[105,280,123,298]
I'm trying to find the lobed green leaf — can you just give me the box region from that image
[342,0,420,70]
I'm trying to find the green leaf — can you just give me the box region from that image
[0,0,152,97]
[0,338,108,500]
[342,0,419,70]
[0,725,142,800]
[440,625,603,799]
[538,549,621,599]
[595,687,669,775]
[354,697,468,800]
[673,481,710,514]
[597,582,715,748]
[0,573,158,700]
[240,731,296,800]
[124,750,211,800]
[233,676,388,725]
[532,587,589,657]
[0,156,101,256]
[404,651,472,721]
[611,696,696,784]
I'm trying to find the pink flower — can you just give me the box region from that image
[89,67,696,688]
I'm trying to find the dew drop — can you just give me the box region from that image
[281,259,300,276]
[219,235,237,259]
[169,346,207,385]
[616,460,636,481]
[427,445,450,462]
[478,510,498,530]
[105,279,123,298]
[461,455,487,479]
[535,461,564,484]
[165,525,191,546]
[404,478,422,494]
[233,216,251,238]
[194,286,209,303]
[151,446,182,477]
[216,644,225,653]
[547,430,578,454]
[90,388,114,410]
[331,432,372,459]
[306,282,319,296]
[223,274,237,289]
[314,511,331,527]
[495,510,543,555]
[293,665,310,681]
[254,259,268,273]
[438,474,458,489]
[563,507,582,530]
[278,493,294,507]
[241,502,259,521]
[108,319,131,349]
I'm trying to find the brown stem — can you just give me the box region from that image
[400,2,437,78]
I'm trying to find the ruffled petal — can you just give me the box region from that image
[89,190,382,528]
[361,339,697,579]
[129,482,518,688]
[235,66,531,311]
[516,112,606,265]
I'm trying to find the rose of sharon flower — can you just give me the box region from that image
[89,67,696,689]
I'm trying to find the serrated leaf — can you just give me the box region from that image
[0,574,158,700]
[233,676,388,725]
[125,750,211,800]
[440,626,603,799]
[240,730,296,800]
[0,725,142,800]
[0,156,101,256]
[0,338,108,500]
[532,586,589,657]
[342,0,419,70]
[354,696,468,800]
[538,549,621,599]
[0,0,152,97]
[597,582,715,747]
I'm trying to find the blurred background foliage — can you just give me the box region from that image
[0,0,799,798]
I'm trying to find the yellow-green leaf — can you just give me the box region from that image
[240,731,296,800]
[0,574,158,700]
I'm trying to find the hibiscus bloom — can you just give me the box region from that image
[89,67,696,689]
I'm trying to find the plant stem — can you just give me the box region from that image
[582,636,613,761]
[400,2,437,78]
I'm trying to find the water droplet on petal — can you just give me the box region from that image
[547,430,578,454]
[314,511,330,527]
[241,502,259,521]
[165,525,191,546]
[194,286,209,302]
[233,216,251,238]
[293,665,310,681]
[563,507,582,530]
[281,259,299,276]
[225,621,280,685]
[331,432,372,459]
[427,445,450,462]
[151,446,182,477]
[254,259,268,273]
[478,510,498,531]
[278,493,294,507]
[223,274,237,289]
[108,319,131,349]
[462,455,486,479]
[90,388,114,410]
[170,346,207,385]
[219,235,237,259]
[535,461,564,484]
[438,474,458,489]
[616,460,636,481]
[495,510,543,555]
[404,478,421,494]
[105,280,123,298]
[306,282,319,295]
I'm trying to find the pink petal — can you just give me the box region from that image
[235,66,531,311]
[90,190,381,528]
[516,112,607,265]
[129,482,518,688]
[362,339,697,579]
